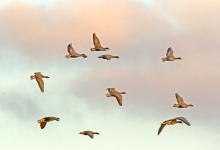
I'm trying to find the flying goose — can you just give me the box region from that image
[65,43,87,58]
[158,117,191,135]
[162,47,181,62]
[38,116,60,129]
[30,72,49,92]
[98,54,119,60]
[79,130,100,139]
[91,33,109,51]
[106,88,126,106]
[173,93,194,108]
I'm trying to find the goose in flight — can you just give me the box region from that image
[91,33,109,51]
[79,130,100,139]
[158,117,191,135]
[106,88,126,106]
[38,116,60,129]
[162,47,181,62]
[173,93,194,108]
[30,72,49,93]
[98,54,119,60]
[65,43,87,58]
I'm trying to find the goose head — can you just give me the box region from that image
[30,75,35,80]
[90,48,96,51]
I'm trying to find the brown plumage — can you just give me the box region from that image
[162,47,182,62]
[37,116,60,129]
[98,54,119,60]
[91,33,109,51]
[158,117,191,135]
[65,43,87,58]
[173,93,194,108]
[106,88,126,106]
[30,72,49,92]
[79,130,100,139]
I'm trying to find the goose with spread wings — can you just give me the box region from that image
[162,47,182,62]
[38,116,60,129]
[30,72,49,93]
[65,43,87,58]
[173,93,194,108]
[158,117,191,135]
[91,33,109,51]
[79,130,100,139]
[106,88,126,106]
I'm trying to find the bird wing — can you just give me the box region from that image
[158,123,166,135]
[40,121,47,129]
[166,47,174,57]
[114,93,123,106]
[87,132,94,139]
[176,117,191,126]
[67,43,76,55]
[175,93,186,105]
[35,77,44,92]
[93,33,103,49]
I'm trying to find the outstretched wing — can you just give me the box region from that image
[176,117,191,126]
[175,93,186,105]
[87,132,94,139]
[166,47,174,57]
[158,123,166,135]
[36,77,44,92]
[93,33,103,49]
[67,43,76,55]
[114,93,123,106]
[40,122,47,129]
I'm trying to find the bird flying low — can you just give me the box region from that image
[65,43,87,58]
[162,47,182,62]
[91,33,109,51]
[106,88,126,106]
[98,54,119,60]
[38,116,60,129]
[173,93,194,108]
[79,130,100,139]
[158,117,191,135]
[30,72,49,93]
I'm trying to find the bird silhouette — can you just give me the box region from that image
[158,117,191,135]
[106,88,126,106]
[162,47,181,62]
[38,116,60,129]
[65,43,87,58]
[91,33,109,51]
[30,72,49,93]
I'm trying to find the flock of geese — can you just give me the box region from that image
[30,33,194,138]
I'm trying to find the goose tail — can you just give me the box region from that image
[161,58,166,62]
[65,55,71,59]
[30,75,35,80]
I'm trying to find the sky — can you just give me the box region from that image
[0,0,220,149]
